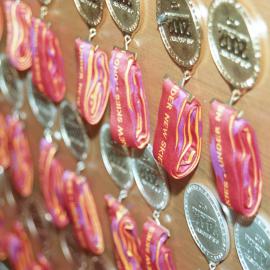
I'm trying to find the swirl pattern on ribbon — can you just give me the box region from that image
[209,100,262,217]
[76,38,109,125]
[0,113,10,169]
[141,219,176,270]
[39,138,69,229]
[4,1,32,71]
[63,171,104,255]
[153,78,202,179]
[31,18,66,102]
[7,115,33,197]
[109,48,150,149]
[104,194,142,270]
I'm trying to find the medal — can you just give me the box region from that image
[100,123,142,269]
[4,1,32,71]
[106,0,150,149]
[131,145,176,269]
[184,183,230,269]
[74,1,109,125]
[154,0,203,180]
[208,0,263,217]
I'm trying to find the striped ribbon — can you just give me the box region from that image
[0,113,10,169]
[104,194,142,270]
[63,171,104,255]
[76,38,109,125]
[109,47,150,149]
[153,78,202,179]
[209,100,262,217]
[30,18,66,103]
[39,138,69,229]
[7,115,33,197]
[141,219,176,270]
[4,1,32,71]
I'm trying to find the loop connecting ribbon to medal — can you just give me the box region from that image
[76,38,109,125]
[153,78,202,179]
[63,171,104,255]
[4,1,32,71]
[110,47,150,149]
[209,100,262,217]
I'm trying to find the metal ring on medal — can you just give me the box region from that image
[59,100,89,161]
[74,0,104,27]
[234,216,270,270]
[131,145,169,211]
[157,0,202,69]
[105,0,140,34]
[27,73,57,129]
[184,183,230,264]
[208,0,262,89]
[0,54,23,109]
[100,123,133,190]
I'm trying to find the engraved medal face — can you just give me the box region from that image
[235,216,270,270]
[60,100,89,161]
[131,145,169,210]
[0,55,23,109]
[157,0,202,69]
[184,183,230,264]
[106,0,140,34]
[74,0,104,27]
[27,74,57,129]
[208,0,261,89]
[100,123,133,190]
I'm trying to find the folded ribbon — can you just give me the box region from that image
[63,171,104,255]
[31,18,66,102]
[76,38,109,125]
[104,194,142,270]
[209,100,262,217]
[153,78,202,179]
[141,219,176,270]
[0,113,10,169]
[4,1,32,71]
[109,47,150,149]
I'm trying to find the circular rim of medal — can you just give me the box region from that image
[74,0,104,27]
[100,123,134,190]
[184,183,230,263]
[156,0,202,69]
[59,100,89,161]
[208,0,262,90]
[105,0,140,34]
[131,144,169,211]
[234,215,270,270]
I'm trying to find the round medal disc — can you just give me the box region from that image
[157,0,202,69]
[0,54,24,109]
[208,0,262,90]
[235,216,270,270]
[100,123,133,190]
[131,145,169,211]
[184,183,230,265]
[59,100,89,161]
[74,0,104,27]
[105,0,140,34]
[27,73,57,129]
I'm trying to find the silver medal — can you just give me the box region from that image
[184,183,230,268]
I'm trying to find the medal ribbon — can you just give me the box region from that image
[109,47,150,149]
[104,194,142,270]
[63,171,104,255]
[4,1,32,71]
[153,78,202,179]
[39,138,69,228]
[209,100,262,217]
[7,115,33,197]
[76,38,109,125]
[31,18,66,102]
[141,219,176,270]
[0,114,10,169]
